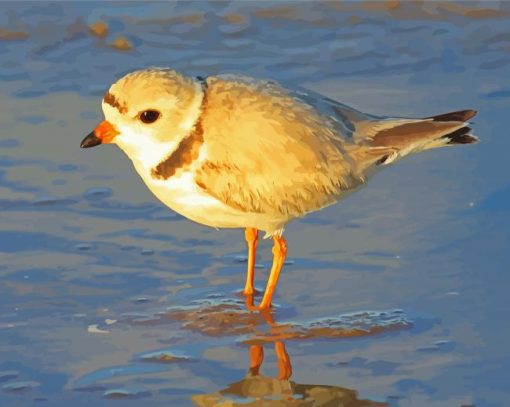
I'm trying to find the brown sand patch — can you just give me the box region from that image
[223,13,247,25]
[0,28,28,41]
[163,300,268,336]
[179,14,205,26]
[89,21,108,38]
[253,5,299,20]
[136,349,190,363]
[437,2,508,19]
[110,36,133,51]
[326,1,507,21]
[160,300,410,343]
[124,13,204,27]
[193,374,386,406]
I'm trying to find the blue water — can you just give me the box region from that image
[1,1,509,406]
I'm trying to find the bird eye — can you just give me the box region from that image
[139,110,160,124]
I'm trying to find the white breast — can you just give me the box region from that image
[134,145,248,229]
[133,150,287,236]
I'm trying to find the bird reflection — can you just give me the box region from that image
[192,295,387,407]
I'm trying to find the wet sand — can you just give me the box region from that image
[1,2,510,406]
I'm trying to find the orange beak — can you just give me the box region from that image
[80,120,119,148]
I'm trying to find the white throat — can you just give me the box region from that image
[113,79,205,171]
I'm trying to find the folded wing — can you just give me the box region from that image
[195,75,477,219]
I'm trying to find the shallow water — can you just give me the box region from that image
[1,1,510,406]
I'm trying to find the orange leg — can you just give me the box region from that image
[258,235,287,310]
[249,344,264,376]
[243,228,258,295]
[274,341,292,380]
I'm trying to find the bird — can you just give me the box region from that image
[80,67,478,310]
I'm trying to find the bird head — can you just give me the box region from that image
[81,68,203,168]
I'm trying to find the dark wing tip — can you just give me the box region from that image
[442,126,479,145]
[447,134,479,145]
[427,109,477,122]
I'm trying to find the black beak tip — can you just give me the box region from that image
[80,132,102,149]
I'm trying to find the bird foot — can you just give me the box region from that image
[243,293,273,313]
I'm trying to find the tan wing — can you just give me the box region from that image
[195,75,364,218]
[195,75,477,219]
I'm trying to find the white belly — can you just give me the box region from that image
[136,165,286,235]
[146,170,242,227]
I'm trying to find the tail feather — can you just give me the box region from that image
[370,120,466,149]
[349,108,478,170]
[442,126,478,145]
[426,109,477,122]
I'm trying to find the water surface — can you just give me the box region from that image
[1,2,509,406]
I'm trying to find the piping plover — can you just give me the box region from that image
[81,68,477,310]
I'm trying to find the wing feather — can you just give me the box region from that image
[195,76,364,218]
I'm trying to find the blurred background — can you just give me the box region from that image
[0,1,509,406]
